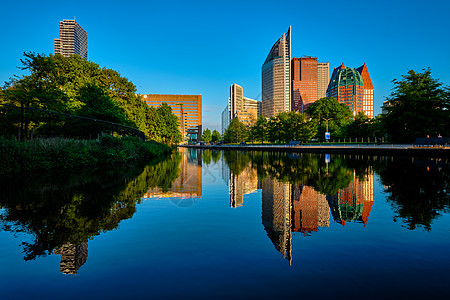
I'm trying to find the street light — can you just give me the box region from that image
[323,117,331,142]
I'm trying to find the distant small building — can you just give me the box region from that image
[141,94,202,142]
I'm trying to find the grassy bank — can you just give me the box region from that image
[0,135,172,175]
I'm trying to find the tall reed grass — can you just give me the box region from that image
[0,135,171,175]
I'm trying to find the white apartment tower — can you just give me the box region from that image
[54,20,88,59]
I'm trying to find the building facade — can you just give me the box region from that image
[327,63,364,116]
[221,105,231,135]
[356,63,375,118]
[141,94,202,142]
[54,20,88,59]
[222,84,261,133]
[262,27,291,118]
[317,62,330,100]
[291,57,318,113]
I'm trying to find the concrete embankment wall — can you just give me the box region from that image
[180,144,450,158]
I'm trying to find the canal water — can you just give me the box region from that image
[1,148,449,299]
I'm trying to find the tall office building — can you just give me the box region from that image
[222,84,261,132]
[356,63,375,118]
[262,27,291,118]
[317,62,329,100]
[54,19,88,59]
[327,63,374,118]
[221,105,231,135]
[327,63,364,116]
[291,57,318,113]
[141,94,202,142]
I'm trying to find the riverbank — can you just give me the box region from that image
[181,143,450,157]
[0,135,172,176]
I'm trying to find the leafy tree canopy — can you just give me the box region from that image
[202,128,212,142]
[211,129,221,143]
[306,97,352,139]
[381,68,450,143]
[1,52,181,143]
[223,117,247,143]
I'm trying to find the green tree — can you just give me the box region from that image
[211,129,221,143]
[251,115,268,143]
[1,52,180,141]
[381,69,450,143]
[2,70,69,140]
[223,117,248,143]
[156,103,181,144]
[306,97,352,140]
[344,112,370,139]
[202,128,212,142]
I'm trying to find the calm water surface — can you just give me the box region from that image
[1,149,449,299]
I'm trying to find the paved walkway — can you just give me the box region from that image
[180,143,450,157]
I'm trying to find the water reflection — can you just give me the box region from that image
[220,151,449,261]
[54,242,88,275]
[1,148,449,278]
[142,149,202,207]
[376,157,450,230]
[0,154,182,274]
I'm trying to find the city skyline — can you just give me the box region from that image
[1,0,449,132]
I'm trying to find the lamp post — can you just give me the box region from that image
[323,117,331,142]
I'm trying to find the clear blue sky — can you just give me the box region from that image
[1,0,449,131]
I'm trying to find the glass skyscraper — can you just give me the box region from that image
[262,27,291,118]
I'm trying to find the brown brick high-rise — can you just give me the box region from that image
[291,57,318,113]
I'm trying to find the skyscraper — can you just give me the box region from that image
[291,57,318,113]
[262,27,291,118]
[327,63,364,116]
[54,19,88,59]
[230,84,261,127]
[317,62,329,100]
[222,84,261,133]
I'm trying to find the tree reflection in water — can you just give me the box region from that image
[374,157,450,230]
[0,152,182,273]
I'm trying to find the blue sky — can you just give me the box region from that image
[1,0,449,131]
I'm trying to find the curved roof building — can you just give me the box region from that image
[262,27,291,118]
[327,63,364,116]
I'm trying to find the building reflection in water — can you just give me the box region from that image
[261,176,292,263]
[142,149,202,206]
[292,185,330,234]
[221,159,260,208]
[54,242,88,275]
[327,170,375,227]
[222,153,375,263]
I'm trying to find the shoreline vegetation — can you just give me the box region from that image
[0,134,171,176]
